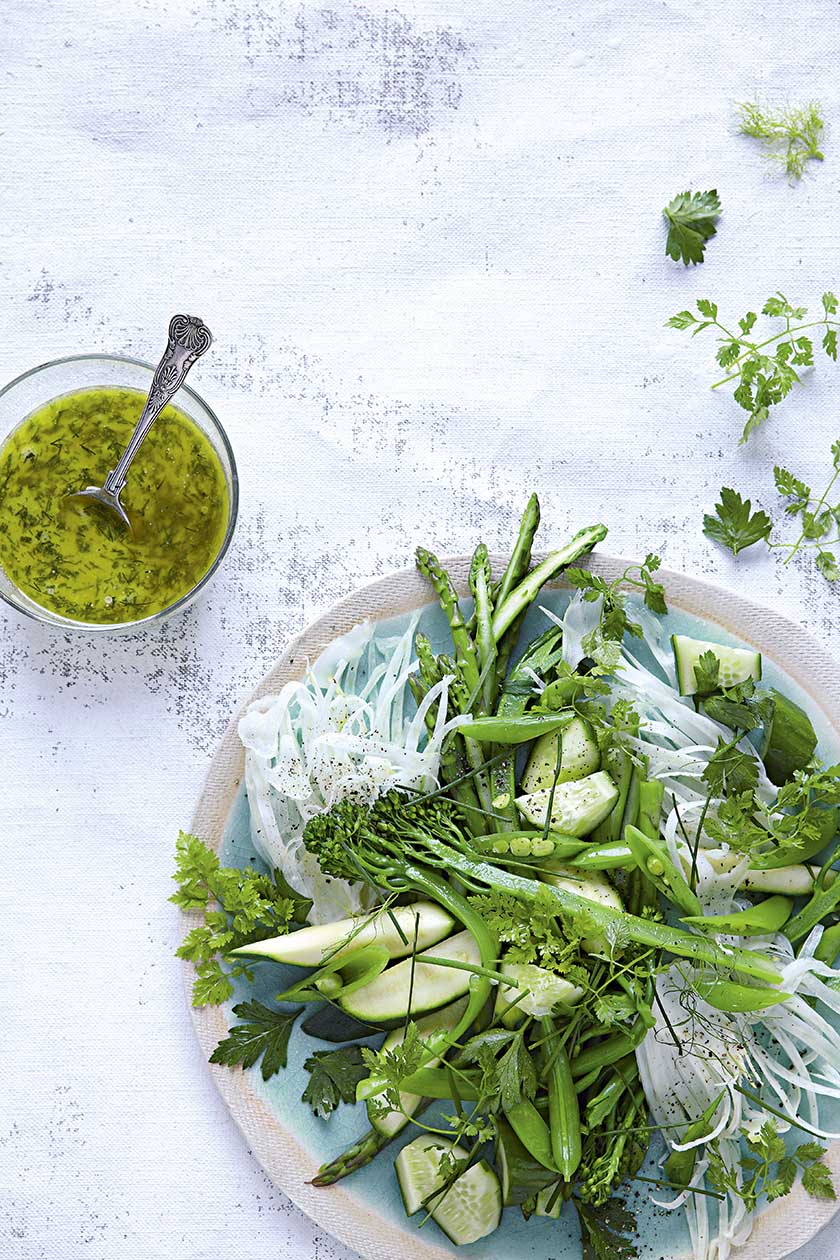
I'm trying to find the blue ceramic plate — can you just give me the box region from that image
[185,555,840,1260]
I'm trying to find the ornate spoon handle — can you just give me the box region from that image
[105,314,213,496]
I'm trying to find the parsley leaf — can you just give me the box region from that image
[210,1001,302,1081]
[302,1046,368,1119]
[703,739,759,797]
[692,650,721,696]
[703,488,772,555]
[663,190,721,266]
[576,1198,639,1260]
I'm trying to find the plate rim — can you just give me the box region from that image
[184,553,840,1260]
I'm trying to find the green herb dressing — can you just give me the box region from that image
[0,386,229,624]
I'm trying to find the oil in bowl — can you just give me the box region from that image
[0,385,231,626]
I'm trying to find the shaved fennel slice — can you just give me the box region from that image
[239,617,458,925]
[638,950,840,1260]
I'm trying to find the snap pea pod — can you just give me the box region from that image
[475,831,586,860]
[568,841,633,870]
[396,1066,481,1099]
[664,1090,726,1188]
[504,1099,559,1173]
[571,1018,649,1080]
[749,805,839,871]
[814,922,840,965]
[540,1016,581,1179]
[692,976,790,1012]
[681,894,792,936]
[624,824,702,916]
[457,713,573,744]
[784,862,840,943]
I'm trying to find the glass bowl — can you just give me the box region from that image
[0,354,238,632]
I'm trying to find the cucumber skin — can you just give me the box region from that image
[521,717,600,794]
[339,929,480,1024]
[496,1118,556,1205]
[760,687,818,786]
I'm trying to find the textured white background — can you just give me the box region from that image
[2,1,840,1257]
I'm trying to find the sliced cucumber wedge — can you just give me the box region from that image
[367,998,467,1136]
[515,771,619,837]
[760,687,818,785]
[340,929,480,1024]
[496,1117,557,1206]
[230,900,454,968]
[537,867,622,956]
[672,633,761,696]
[535,1182,564,1217]
[430,1159,502,1246]
[495,961,584,1025]
[396,1135,466,1215]
[521,716,601,793]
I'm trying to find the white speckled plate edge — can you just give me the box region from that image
[184,554,840,1260]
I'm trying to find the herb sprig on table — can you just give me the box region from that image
[662,190,721,266]
[702,441,840,582]
[737,100,826,182]
[669,291,840,442]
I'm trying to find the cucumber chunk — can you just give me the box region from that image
[535,1182,564,1217]
[496,1118,559,1206]
[340,929,480,1024]
[230,900,454,968]
[760,687,818,785]
[521,716,601,793]
[495,961,584,1025]
[367,999,467,1136]
[515,771,619,837]
[672,633,761,696]
[537,867,623,956]
[430,1159,502,1245]
[396,1135,466,1215]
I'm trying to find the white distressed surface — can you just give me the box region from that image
[1,1,839,1257]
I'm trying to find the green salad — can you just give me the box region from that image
[174,496,840,1260]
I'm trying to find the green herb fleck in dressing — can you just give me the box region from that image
[0,386,229,624]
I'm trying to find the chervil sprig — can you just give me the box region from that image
[668,291,840,441]
[770,440,840,581]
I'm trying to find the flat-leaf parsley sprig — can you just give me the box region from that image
[662,190,721,266]
[668,291,840,441]
[702,442,840,582]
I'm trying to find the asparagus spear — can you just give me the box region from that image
[494,493,540,611]
[491,523,609,641]
[310,1125,398,1186]
[469,543,497,714]
[415,547,481,696]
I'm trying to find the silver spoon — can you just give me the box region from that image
[68,313,213,529]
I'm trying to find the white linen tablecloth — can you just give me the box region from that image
[2,0,839,1255]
